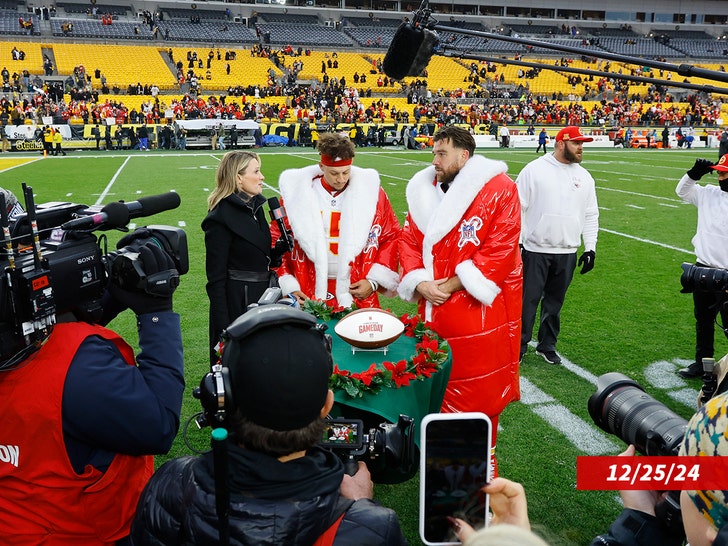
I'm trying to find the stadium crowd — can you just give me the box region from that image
[0,73,724,132]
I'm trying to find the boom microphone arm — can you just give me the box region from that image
[442,51,728,96]
[432,23,728,85]
[383,0,728,94]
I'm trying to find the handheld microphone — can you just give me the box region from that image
[268,197,294,252]
[61,192,181,231]
[382,22,439,80]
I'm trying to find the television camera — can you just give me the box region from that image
[0,184,187,371]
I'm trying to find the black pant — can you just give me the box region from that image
[521,250,576,354]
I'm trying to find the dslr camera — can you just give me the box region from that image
[0,184,187,370]
[588,371,715,538]
[320,415,416,484]
[680,262,728,294]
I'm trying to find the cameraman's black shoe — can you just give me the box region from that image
[677,362,702,379]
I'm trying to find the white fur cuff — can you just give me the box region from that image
[368,263,400,293]
[278,274,301,297]
[455,260,500,306]
[397,268,433,302]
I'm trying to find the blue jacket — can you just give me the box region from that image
[63,312,185,473]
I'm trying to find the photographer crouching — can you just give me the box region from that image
[0,189,185,545]
[131,305,406,545]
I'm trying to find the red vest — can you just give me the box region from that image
[0,323,154,545]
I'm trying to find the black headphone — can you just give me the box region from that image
[195,304,332,430]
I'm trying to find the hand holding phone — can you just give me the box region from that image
[419,412,492,545]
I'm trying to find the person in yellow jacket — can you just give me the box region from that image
[53,129,66,156]
[42,126,54,156]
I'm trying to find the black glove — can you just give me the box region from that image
[578,250,595,275]
[269,236,290,268]
[109,243,177,315]
[686,159,715,180]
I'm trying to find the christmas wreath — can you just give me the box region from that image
[302,300,449,398]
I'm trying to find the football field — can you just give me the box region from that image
[0,144,722,545]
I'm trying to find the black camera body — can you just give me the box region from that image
[106,226,189,296]
[680,262,728,293]
[320,415,416,483]
[0,191,186,370]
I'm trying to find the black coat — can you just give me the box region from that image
[130,445,407,546]
[202,193,272,362]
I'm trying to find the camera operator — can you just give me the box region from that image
[590,393,728,546]
[131,305,406,545]
[675,156,728,379]
[0,240,184,545]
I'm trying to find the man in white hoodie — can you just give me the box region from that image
[271,132,401,309]
[516,126,599,365]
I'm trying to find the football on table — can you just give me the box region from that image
[334,309,405,349]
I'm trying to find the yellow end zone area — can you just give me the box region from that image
[0,157,41,171]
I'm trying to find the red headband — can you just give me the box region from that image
[320,154,353,167]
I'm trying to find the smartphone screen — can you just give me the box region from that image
[419,413,492,546]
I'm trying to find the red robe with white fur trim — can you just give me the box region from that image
[398,155,522,416]
[272,164,401,308]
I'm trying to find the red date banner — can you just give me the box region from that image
[577,456,728,490]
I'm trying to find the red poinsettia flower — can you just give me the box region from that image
[333,364,350,377]
[356,363,381,387]
[384,359,417,387]
[418,337,441,353]
[412,352,437,377]
[399,313,421,337]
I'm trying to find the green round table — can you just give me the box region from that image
[326,319,452,448]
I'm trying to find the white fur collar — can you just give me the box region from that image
[278,164,381,303]
[406,154,508,246]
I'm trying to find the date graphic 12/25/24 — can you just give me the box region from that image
[576,456,728,490]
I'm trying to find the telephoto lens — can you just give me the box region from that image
[588,372,688,456]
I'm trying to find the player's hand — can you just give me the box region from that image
[291,290,308,305]
[349,279,373,299]
[416,278,451,305]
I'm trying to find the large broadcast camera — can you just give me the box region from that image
[0,183,188,370]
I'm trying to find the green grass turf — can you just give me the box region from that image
[1,145,722,545]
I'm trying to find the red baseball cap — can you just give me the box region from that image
[556,126,594,143]
[711,154,728,172]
